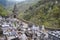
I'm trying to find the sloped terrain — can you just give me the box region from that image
[21,0,60,28]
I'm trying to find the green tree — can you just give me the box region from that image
[0,5,8,16]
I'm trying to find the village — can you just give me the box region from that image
[0,14,60,40]
[0,4,60,40]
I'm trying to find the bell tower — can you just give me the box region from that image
[12,4,18,18]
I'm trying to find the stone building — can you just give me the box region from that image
[10,4,18,18]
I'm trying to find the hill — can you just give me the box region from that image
[0,0,7,6]
[6,0,39,12]
[0,5,8,17]
[21,0,60,28]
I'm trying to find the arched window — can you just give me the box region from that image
[14,15,16,18]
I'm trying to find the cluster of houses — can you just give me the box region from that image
[0,16,60,40]
[0,16,46,40]
[0,3,60,40]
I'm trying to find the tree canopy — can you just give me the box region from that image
[20,0,60,28]
[0,5,8,17]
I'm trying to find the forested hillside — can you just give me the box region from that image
[0,5,8,17]
[0,0,60,28]
[20,0,60,28]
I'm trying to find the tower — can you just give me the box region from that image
[12,4,18,18]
